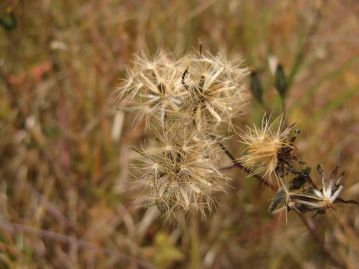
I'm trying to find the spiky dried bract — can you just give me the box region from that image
[130,125,229,222]
[269,164,345,217]
[240,116,294,178]
[179,50,249,130]
[290,165,344,212]
[116,50,187,126]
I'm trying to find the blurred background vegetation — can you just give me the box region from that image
[1,0,359,268]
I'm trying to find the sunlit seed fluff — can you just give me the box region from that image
[239,116,293,178]
[116,50,187,126]
[178,50,250,130]
[130,124,229,222]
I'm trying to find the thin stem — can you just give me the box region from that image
[304,175,319,190]
[216,141,275,190]
[190,217,200,269]
[287,3,325,88]
[335,198,359,205]
[281,97,286,114]
[297,213,345,268]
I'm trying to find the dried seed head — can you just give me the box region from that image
[116,50,187,126]
[178,50,250,130]
[130,124,229,222]
[239,116,294,178]
[116,49,249,130]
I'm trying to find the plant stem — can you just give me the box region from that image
[217,141,275,190]
[287,3,325,89]
[190,217,200,269]
[297,213,345,268]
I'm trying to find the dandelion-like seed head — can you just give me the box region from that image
[178,50,250,130]
[131,124,229,222]
[116,49,249,130]
[116,50,187,126]
[240,116,294,178]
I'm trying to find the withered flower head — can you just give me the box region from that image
[269,164,346,217]
[116,50,187,126]
[239,116,295,178]
[130,124,229,222]
[179,50,249,130]
[291,164,344,212]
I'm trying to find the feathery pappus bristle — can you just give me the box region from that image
[116,50,187,127]
[178,50,250,130]
[116,49,250,131]
[130,124,229,223]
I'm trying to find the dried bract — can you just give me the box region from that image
[290,165,344,213]
[269,164,346,217]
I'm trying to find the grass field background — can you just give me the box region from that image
[1,1,359,268]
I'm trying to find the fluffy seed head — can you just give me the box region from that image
[178,50,249,130]
[240,116,293,178]
[130,124,229,222]
[116,49,250,130]
[116,50,187,126]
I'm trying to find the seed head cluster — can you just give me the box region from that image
[118,49,249,221]
[117,48,353,223]
[117,50,249,130]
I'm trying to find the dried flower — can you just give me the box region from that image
[290,165,344,212]
[177,50,249,130]
[130,124,229,222]
[239,116,294,178]
[269,164,345,217]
